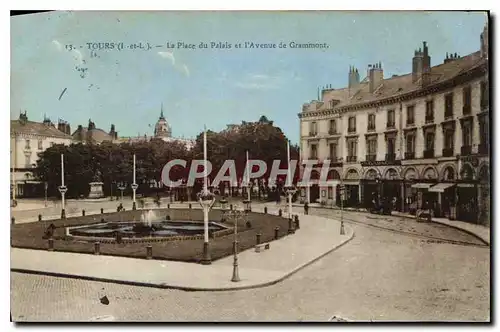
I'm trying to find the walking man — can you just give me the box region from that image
[304,202,309,215]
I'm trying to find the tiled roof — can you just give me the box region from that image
[10,120,72,139]
[313,51,485,112]
[72,127,114,144]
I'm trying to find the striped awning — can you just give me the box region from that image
[429,183,455,192]
[411,183,434,189]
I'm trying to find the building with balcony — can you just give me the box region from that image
[298,23,489,225]
[10,112,73,198]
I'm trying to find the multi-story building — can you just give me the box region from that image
[298,24,489,225]
[10,112,73,198]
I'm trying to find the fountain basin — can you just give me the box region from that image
[68,220,227,238]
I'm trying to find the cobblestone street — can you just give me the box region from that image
[10,208,490,322]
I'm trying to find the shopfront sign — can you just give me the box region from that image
[361,160,402,167]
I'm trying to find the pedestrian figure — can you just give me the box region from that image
[304,202,309,215]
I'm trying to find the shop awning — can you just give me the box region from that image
[429,183,456,192]
[411,183,434,189]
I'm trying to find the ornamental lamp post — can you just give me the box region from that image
[59,153,67,219]
[226,206,246,282]
[243,150,252,212]
[199,126,216,265]
[284,139,297,220]
[219,197,229,222]
[117,182,127,202]
[131,154,137,210]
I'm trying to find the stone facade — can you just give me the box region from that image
[298,24,490,225]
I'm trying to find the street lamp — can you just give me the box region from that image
[199,126,216,265]
[220,197,229,221]
[131,154,137,210]
[117,182,127,202]
[59,153,67,219]
[44,181,48,207]
[225,206,246,282]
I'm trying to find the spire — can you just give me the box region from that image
[160,103,164,119]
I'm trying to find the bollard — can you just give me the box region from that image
[288,218,295,234]
[189,203,192,209]
[132,202,137,211]
[256,232,262,245]
[94,242,100,255]
[82,209,86,216]
[274,226,279,240]
[48,238,54,251]
[294,215,300,229]
[167,203,170,209]
[11,217,15,225]
[264,206,268,214]
[278,209,282,217]
[61,209,66,219]
[38,214,42,222]
[230,204,233,211]
[101,208,104,214]
[146,245,152,259]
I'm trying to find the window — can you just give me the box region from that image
[444,130,454,150]
[329,119,336,134]
[387,137,395,155]
[367,137,377,155]
[38,139,43,150]
[367,114,376,131]
[406,105,415,125]
[479,119,489,145]
[480,81,489,109]
[445,93,454,118]
[329,142,337,159]
[406,134,415,153]
[24,155,31,168]
[347,140,357,157]
[425,132,435,151]
[310,122,317,135]
[348,116,356,132]
[310,144,318,159]
[463,85,472,114]
[387,109,395,128]
[25,139,30,149]
[425,100,434,122]
[462,123,472,147]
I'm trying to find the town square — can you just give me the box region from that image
[9,10,490,322]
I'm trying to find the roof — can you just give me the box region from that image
[10,120,72,139]
[310,51,486,112]
[72,127,114,144]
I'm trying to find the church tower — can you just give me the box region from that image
[154,103,172,138]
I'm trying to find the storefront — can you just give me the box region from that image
[343,168,361,207]
[456,162,479,224]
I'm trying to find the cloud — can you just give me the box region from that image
[52,40,62,51]
[158,51,175,66]
[182,64,190,77]
[235,73,281,90]
[157,51,190,78]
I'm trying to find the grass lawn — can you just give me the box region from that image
[11,208,294,263]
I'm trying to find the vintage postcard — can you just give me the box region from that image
[9,10,490,322]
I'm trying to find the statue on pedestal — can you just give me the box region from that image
[88,168,104,199]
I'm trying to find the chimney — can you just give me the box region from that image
[348,65,360,89]
[480,23,488,58]
[444,52,461,64]
[65,123,71,135]
[412,41,431,86]
[369,62,384,93]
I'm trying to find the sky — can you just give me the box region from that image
[10,11,487,144]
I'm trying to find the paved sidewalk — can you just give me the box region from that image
[292,203,490,246]
[10,205,353,291]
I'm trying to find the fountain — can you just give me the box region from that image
[68,209,227,239]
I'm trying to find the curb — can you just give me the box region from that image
[11,225,354,292]
[298,204,490,247]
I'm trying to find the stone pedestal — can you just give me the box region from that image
[88,182,104,199]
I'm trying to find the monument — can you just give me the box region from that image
[88,169,104,199]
